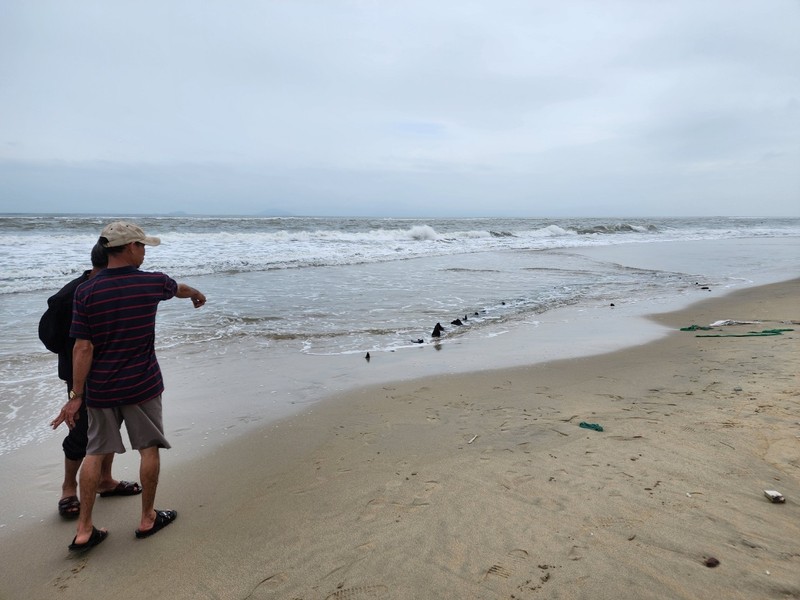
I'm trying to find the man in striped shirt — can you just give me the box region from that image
[51,221,206,552]
[44,242,142,520]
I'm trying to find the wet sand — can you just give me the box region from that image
[1,279,798,599]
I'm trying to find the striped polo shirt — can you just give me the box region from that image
[70,266,178,408]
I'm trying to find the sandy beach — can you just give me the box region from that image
[1,279,798,599]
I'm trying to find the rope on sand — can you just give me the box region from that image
[694,328,794,338]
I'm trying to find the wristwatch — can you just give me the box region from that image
[68,389,83,400]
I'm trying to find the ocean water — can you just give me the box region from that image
[1,215,799,457]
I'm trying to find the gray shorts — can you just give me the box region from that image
[86,395,171,455]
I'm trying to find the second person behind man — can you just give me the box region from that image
[51,221,206,552]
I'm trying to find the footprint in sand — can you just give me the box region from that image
[50,558,89,591]
[425,409,441,423]
[325,585,389,599]
[357,479,440,522]
[484,548,529,581]
[482,549,554,595]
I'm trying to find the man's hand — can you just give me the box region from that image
[50,398,82,430]
[177,283,206,308]
[191,291,206,308]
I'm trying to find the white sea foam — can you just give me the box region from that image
[3,216,800,294]
[1,215,799,455]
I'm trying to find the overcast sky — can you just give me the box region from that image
[1,1,798,217]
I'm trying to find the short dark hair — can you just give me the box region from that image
[98,236,126,255]
[90,242,109,268]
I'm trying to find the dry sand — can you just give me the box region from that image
[1,279,798,600]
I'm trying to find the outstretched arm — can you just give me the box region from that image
[176,283,206,308]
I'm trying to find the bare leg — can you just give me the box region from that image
[62,457,82,498]
[97,454,120,492]
[137,446,160,532]
[75,454,108,543]
[60,393,88,503]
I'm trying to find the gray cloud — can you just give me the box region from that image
[1,0,798,216]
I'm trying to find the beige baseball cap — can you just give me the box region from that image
[100,221,161,248]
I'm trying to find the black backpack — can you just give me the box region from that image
[38,274,85,354]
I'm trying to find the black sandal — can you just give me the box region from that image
[58,495,80,519]
[135,509,178,538]
[68,526,108,552]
